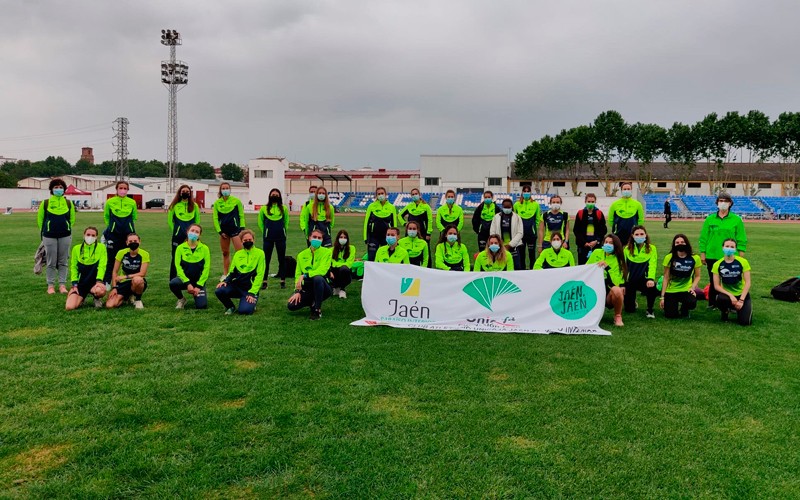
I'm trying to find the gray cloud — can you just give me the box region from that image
[1,0,799,168]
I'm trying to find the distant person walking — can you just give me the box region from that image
[664,199,672,229]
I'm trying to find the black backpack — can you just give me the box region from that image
[284,256,297,278]
[771,277,800,302]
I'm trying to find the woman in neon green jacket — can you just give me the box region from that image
[623,225,658,319]
[170,223,211,310]
[168,184,200,280]
[288,229,333,320]
[533,231,574,270]
[473,234,514,271]
[65,226,108,310]
[435,225,471,271]
[436,189,464,233]
[587,234,627,327]
[258,188,290,290]
[215,229,265,315]
[102,180,138,285]
[329,229,356,299]
[213,182,246,278]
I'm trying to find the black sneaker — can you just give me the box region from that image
[309,309,321,321]
[721,311,729,322]
[261,281,268,290]
[280,281,286,289]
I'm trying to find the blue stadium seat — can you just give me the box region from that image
[759,196,800,216]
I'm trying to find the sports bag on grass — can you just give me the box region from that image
[771,277,800,302]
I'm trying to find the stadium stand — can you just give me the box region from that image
[328,192,348,208]
[682,195,717,215]
[760,196,800,217]
[642,194,680,215]
[730,196,763,215]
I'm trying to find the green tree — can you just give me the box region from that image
[590,110,630,195]
[193,161,215,180]
[663,122,699,195]
[630,122,666,193]
[555,126,596,196]
[220,163,245,182]
[0,171,17,188]
[772,112,800,195]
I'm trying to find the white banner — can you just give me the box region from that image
[352,262,611,335]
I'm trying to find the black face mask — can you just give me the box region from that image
[127,242,140,250]
[674,244,689,253]
[269,196,281,203]
[180,192,190,200]
[243,241,254,249]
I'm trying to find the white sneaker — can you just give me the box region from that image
[134,300,144,310]
[332,287,340,295]
[646,312,655,319]
[175,298,187,309]
[338,289,347,299]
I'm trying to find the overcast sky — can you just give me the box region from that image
[1,0,798,169]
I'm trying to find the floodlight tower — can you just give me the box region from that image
[113,117,129,181]
[160,29,189,195]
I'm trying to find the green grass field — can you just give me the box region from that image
[1,211,799,497]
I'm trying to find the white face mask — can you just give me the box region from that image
[84,235,97,245]
[551,240,562,250]
[338,238,348,246]
[550,203,561,211]
[718,201,730,211]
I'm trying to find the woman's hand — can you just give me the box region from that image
[595,261,608,269]
[646,280,655,288]
[659,297,665,310]
[288,291,301,305]
[245,294,257,304]
[734,297,744,311]
[216,281,227,289]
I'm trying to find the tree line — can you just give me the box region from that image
[515,110,800,196]
[0,157,246,188]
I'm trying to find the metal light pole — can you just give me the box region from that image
[113,117,129,181]
[160,29,188,195]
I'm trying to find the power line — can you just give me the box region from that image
[0,123,110,142]
[1,138,111,154]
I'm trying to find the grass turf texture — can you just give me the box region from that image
[1,211,799,497]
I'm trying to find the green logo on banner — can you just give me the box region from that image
[550,280,597,320]
[462,276,521,311]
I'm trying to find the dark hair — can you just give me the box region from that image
[49,178,66,193]
[716,192,734,206]
[169,184,195,212]
[80,226,100,256]
[626,225,652,254]
[522,185,532,193]
[670,233,693,260]
[266,188,283,213]
[333,229,351,261]
[405,220,420,235]
[218,182,231,198]
[620,181,632,189]
[188,223,203,235]
[115,180,129,190]
[501,198,513,208]
[550,231,563,242]
[585,193,596,201]
[485,234,507,265]
[445,189,456,198]
[439,225,461,244]
[603,234,628,280]
[723,238,737,246]
[386,226,400,237]
[309,228,324,239]
[312,186,332,221]
[308,185,318,192]
[550,195,562,204]
[376,186,387,195]
[483,191,494,198]
[125,232,140,243]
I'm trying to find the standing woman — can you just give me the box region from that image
[398,221,429,267]
[65,226,107,310]
[664,199,672,229]
[609,181,644,246]
[170,223,211,310]
[436,189,464,234]
[435,226,471,271]
[712,238,752,325]
[513,185,542,269]
[102,180,138,286]
[538,195,569,251]
[660,234,701,319]
[106,233,149,309]
[214,229,265,315]
[698,193,747,309]
[309,186,335,247]
[473,234,514,271]
[288,229,333,320]
[299,184,318,244]
[489,198,523,270]
[533,232,575,269]
[168,185,200,280]
[623,225,659,319]
[330,229,356,299]
[38,178,76,294]
[258,188,289,289]
[363,187,398,261]
[471,190,499,252]
[573,193,607,265]
[375,228,410,264]
[400,188,433,246]
[213,182,246,278]
[587,234,627,326]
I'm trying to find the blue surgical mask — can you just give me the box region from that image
[317,193,326,201]
[621,190,632,198]
[522,192,531,199]
[447,234,458,243]
[411,194,420,202]
[53,188,64,197]
[602,243,614,254]
[634,236,646,245]
[221,190,231,197]
[338,238,348,246]
[407,230,418,238]
[722,247,737,257]
[377,194,386,202]
[187,232,199,242]
[386,236,397,246]
[502,207,512,215]
[308,193,315,200]
[488,244,500,253]
[446,197,455,205]
[310,238,322,249]
[484,198,493,205]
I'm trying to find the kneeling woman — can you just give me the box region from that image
[106,233,149,309]
[712,238,752,325]
[66,226,108,310]
[288,229,333,320]
[435,225,471,271]
[587,234,627,326]
[330,229,356,299]
[170,223,211,309]
[398,221,429,266]
[660,234,701,319]
[533,231,574,269]
[215,229,265,315]
[473,234,514,271]
[375,227,410,264]
[623,225,659,318]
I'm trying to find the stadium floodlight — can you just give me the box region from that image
[160,28,188,195]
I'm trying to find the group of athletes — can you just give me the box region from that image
[37,178,752,325]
